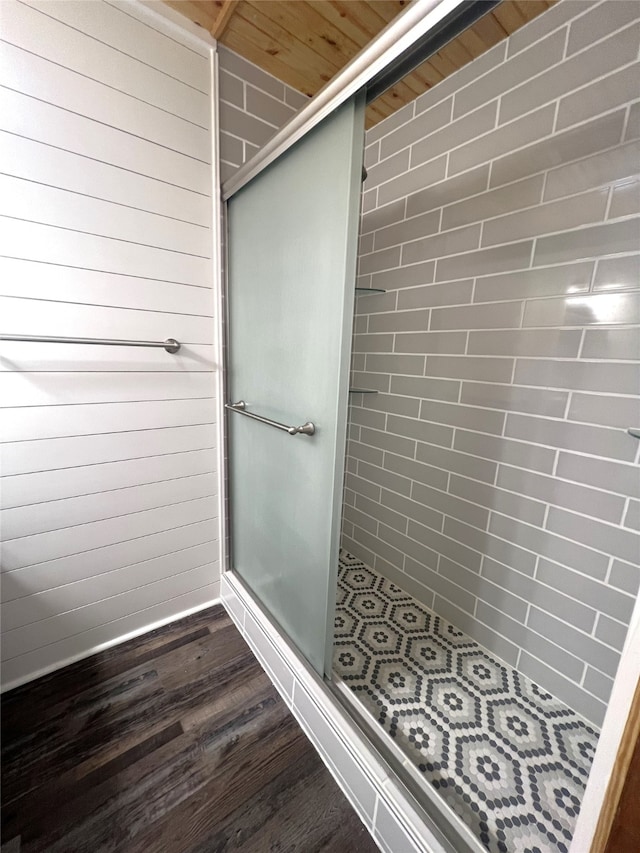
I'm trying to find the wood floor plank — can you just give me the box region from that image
[38,690,288,852]
[1,604,378,852]
[155,622,248,688]
[123,703,309,852]
[2,721,184,842]
[2,665,165,807]
[186,752,374,852]
[7,660,272,848]
[6,603,226,693]
[1,622,213,734]
[3,623,256,809]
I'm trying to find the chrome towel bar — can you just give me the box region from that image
[628,428,640,439]
[225,400,315,436]
[0,334,181,353]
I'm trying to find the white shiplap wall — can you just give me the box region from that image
[0,0,221,689]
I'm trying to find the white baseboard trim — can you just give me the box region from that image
[221,570,454,853]
[1,594,221,694]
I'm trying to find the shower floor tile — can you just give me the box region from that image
[333,552,599,853]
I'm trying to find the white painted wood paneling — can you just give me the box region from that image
[3,399,216,443]
[0,133,211,224]
[0,175,210,257]
[4,1,210,125]
[0,0,220,689]
[2,541,218,632]
[0,584,220,689]
[2,519,217,602]
[0,297,212,343]
[2,472,218,540]
[1,42,211,161]
[0,424,216,475]
[2,562,217,659]
[0,219,210,283]
[2,494,217,572]
[2,448,217,508]
[0,372,215,407]
[28,0,210,89]
[0,89,210,192]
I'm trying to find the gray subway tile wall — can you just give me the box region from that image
[342,0,640,727]
[596,613,630,650]
[488,109,625,189]
[217,45,308,181]
[566,0,640,54]
[455,29,566,120]
[499,21,639,124]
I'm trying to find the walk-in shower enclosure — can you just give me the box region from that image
[221,2,640,852]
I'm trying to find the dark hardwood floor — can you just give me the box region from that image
[1,605,379,853]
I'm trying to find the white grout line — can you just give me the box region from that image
[604,183,616,220]
[620,101,632,142]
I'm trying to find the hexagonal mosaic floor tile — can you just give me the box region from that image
[333,552,599,853]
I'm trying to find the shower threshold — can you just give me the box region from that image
[332,551,599,853]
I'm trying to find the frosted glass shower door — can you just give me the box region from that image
[226,96,365,675]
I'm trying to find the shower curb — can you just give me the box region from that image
[221,570,456,853]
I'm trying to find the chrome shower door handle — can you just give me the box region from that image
[225,400,315,436]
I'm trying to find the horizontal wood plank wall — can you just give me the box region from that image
[0,0,220,690]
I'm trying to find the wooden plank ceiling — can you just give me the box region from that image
[165,0,555,128]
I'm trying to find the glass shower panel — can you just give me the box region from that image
[226,96,365,676]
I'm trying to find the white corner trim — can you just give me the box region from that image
[211,49,228,579]
[133,0,217,51]
[0,595,221,694]
[221,570,454,853]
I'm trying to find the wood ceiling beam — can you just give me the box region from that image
[211,0,239,39]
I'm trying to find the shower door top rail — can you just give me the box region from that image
[222,0,469,199]
[0,333,181,353]
[225,400,315,436]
